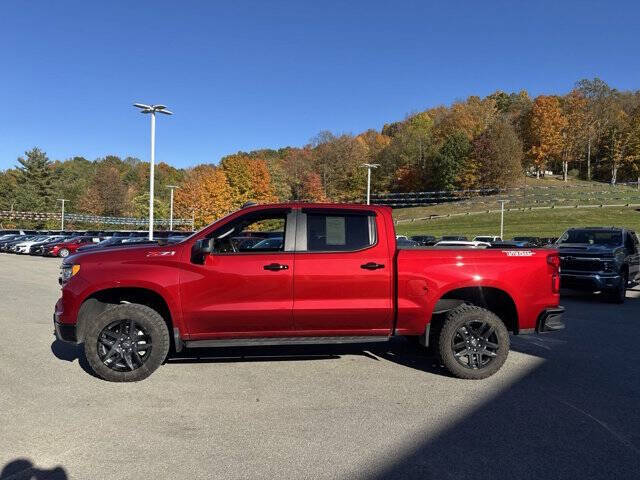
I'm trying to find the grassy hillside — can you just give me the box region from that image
[392,177,640,238]
[394,206,640,238]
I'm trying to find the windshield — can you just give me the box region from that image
[558,230,622,246]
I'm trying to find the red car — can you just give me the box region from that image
[53,203,563,382]
[45,236,101,258]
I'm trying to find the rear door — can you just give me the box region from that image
[292,208,393,336]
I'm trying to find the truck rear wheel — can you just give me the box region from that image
[438,305,509,380]
[83,303,170,382]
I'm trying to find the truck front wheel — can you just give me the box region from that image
[438,305,509,380]
[83,303,170,382]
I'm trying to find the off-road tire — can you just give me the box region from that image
[605,270,627,304]
[84,303,170,382]
[438,305,509,380]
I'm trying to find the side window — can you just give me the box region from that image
[306,212,376,252]
[210,211,287,254]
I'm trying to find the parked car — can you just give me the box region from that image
[30,236,73,255]
[251,237,284,250]
[473,236,502,243]
[396,237,421,247]
[410,235,437,246]
[1,235,37,252]
[556,227,640,303]
[512,236,540,246]
[77,236,156,252]
[441,235,468,241]
[434,240,491,248]
[44,236,102,257]
[12,235,61,254]
[488,241,536,249]
[53,202,563,382]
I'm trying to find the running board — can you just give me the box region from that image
[184,336,390,348]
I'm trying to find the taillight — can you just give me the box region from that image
[548,253,561,293]
[547,253,560,271]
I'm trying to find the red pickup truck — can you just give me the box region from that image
[53,203,564,382]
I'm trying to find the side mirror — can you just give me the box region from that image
[192,238,215,263]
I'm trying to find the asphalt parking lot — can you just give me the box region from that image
[1,254,639,480]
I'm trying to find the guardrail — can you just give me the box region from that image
[0,210,192,226]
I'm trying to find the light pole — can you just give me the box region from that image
[167,185,179,231]
[133,103,173,240]
[361,163,380,205]
[498,200,509,239]
[57,199,68,231]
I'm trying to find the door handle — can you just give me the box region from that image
[361,262,385,270]
[263,263,289,271]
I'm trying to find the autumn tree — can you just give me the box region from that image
[300,172,327,202]
[220,154,276,205]
[431,131,471,191]
[561,90,589,181]
[81,160,129,215]
[472,117,523,188]
[527,96,567,178]
[174,165,233,228]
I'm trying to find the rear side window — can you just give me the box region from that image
[306,213,376,252]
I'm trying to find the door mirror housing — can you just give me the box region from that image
[192,238,215,263]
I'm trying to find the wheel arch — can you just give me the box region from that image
[76,287,174,346]
[432,286,519,334]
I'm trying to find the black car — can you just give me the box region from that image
[441,235,468,241]
[410,235,437,246]
[556,227,640,303]
[76,236,157,252]
[512,236,541,246]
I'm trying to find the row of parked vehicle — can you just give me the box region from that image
[400,227,640,304]
[397,234,558,248]
[0,230,192,257]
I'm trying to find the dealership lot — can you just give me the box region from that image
[1,254,639,480]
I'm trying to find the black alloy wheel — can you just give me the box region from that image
[97,319,153,372]
[451,321,499,370]
[438,304,509,380]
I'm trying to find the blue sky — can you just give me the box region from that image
[1,0,639,170]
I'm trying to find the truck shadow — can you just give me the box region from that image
[0,458,67,480]
[49,340,99,378]
[166,338,447,376]
[361,298,640,480]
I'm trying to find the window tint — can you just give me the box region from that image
[306,213,375,252]
[210,211,287,254]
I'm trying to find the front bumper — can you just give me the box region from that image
[560,272,622,291]
[53,315,77,343]
[53,298,77,343]
[536,307,565,332]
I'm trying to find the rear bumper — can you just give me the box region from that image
[561,272,622,291]
[536,307,565,333]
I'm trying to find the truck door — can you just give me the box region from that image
[292,208,393,336]
[180,208,296,338]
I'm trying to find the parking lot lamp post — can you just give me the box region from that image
[167,185,179,231]
[498,200,509,239]
[57,199,68,231]
[361,163,380,205]
[133,103,173,240]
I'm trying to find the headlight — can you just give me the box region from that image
[60,264,81,283]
